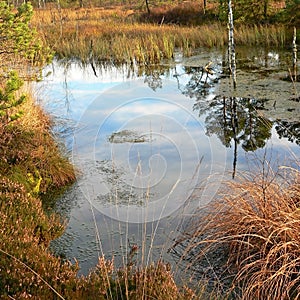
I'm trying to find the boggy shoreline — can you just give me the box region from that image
[0,92,191,299]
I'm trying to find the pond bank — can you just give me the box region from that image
[0,88,77,297]
[1,1,299,297]
[1,63,299,299]
[0,86,196,299]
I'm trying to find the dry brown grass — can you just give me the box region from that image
[235,24,286,47]
[176,166,300,299]
[31,7,287,65]
[138,1,219,25]
[0,87,76,194]
[32,5,135,24]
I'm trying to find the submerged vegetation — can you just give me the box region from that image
[0,0,299,298]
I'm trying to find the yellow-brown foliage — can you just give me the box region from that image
[31,7,287,65]
[177,167,300,299]
[0,90,76,194]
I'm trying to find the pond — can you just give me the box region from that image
[34,47,300,277]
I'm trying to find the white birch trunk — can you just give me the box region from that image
[292,27,297,81]
[228,0,237,88]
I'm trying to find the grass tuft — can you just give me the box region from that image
[176,166,300,299]
[0,89,76,195]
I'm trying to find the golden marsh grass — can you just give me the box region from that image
[176,166,300,299]
[32,7,287,64]
[0,4,295,297]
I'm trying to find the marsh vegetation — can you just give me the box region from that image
[31,3,289,65]
[0,0,299,299]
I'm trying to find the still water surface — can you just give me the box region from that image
[34,48,300,276]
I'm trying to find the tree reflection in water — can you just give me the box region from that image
[174,64,218,98]
[194,96,273,177]
[275,120,300,146]
[142,65,172,91]
[135,62,299,177]
[175,65,273,177]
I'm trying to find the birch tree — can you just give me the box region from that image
[228,0,236,88]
